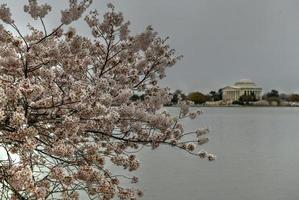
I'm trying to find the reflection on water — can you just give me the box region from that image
[134,107,299,200]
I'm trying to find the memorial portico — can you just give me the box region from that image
[222,79,262,102]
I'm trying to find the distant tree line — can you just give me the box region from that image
[130,89,299,106]
[262,90,299,105]
[234,89,299,105]
[169,89,222,105]
[129,89,223,105]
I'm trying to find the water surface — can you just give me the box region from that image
[135,107,299,200]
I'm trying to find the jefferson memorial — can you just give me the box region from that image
[222,79,262,102]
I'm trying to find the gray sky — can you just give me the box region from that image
[3,0,299,94]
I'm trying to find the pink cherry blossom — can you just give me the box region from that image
[0,1,214,199]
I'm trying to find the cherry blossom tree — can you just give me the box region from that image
[0,1,214,199]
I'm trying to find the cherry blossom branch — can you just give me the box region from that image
[40,17,47,35]
[31,23,63,48]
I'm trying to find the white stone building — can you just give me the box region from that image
[222,79,262,102]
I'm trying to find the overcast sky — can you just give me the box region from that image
[3,0,299,94]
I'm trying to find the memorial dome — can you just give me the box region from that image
[234,79,257,88]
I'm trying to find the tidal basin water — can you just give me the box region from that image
[134,107,299,200]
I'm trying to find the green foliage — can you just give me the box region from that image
[266,90,279,98]
[238,93,257,105]
[171,90,187,104]
[187,91,210,104]
[263,89,281,105]
[232,100,241,105]
[287,94,299,102]
[208,89,222,101]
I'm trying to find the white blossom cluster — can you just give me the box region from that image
[0,4,13,23]
[24,0,51,20]
[0,1,214,199]
[61,0,92,25]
